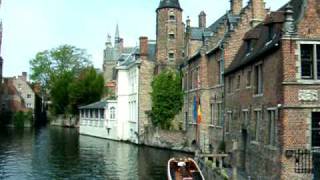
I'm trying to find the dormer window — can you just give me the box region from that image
[246,40,252,54]
[268,25,274,41]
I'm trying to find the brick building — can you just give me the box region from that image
[1,72,35,113]
[181,0,267,152]
[156,0,185,70]
[224,0,320,179]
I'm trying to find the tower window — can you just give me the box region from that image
[169,11,176,21]
[169,53,175,58]
[168,52,175,60]
[169,33,175,40]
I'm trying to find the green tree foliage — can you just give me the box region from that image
[68,67,104,115]
[30,45,91,89]
[150,70,183,129]
[29,45,103,116]
[50,71,74,115]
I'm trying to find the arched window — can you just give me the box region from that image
[169,11,176,21]
[110,107,116,120]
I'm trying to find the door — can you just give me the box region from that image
[312,112,320,179]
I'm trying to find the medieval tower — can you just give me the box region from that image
[156,0,185,69]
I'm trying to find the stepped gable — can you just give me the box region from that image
[225,0,305,75]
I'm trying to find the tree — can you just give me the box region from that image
[150,70,183,129]
[68,67,105,115]
[30,45,92,89]
[50,71,74,115]
[30,45,93,115]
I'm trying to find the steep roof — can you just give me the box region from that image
[189,27,213,40]
[79,100,108,109]
[225,0,305,75]
[157,0,182,11]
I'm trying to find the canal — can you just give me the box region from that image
[0,126,191,179]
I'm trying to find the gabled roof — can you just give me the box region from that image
[157,0,182,11]
[225,0,305,75]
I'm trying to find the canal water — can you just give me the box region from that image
[0,126,191,180]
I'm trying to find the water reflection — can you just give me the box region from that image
[0,127,191,179]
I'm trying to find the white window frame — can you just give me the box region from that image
[298,41,320,81]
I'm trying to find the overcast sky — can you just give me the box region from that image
[1,0,288,77]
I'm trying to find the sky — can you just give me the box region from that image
[1,0,288,77]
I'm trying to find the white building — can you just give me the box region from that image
[79,100,118,140]
[116,47,140,143]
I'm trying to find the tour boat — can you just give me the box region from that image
[167,157,205,180]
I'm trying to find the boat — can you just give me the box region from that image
[167,157,205,180]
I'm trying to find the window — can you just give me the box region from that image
[217,60,222,85]
[301,44,314,79]
[268,25,274,41]
[169,11,176,21]
[211,103,222,126]
[246,40,252,54]
[255,64,263,95]
[85,110,89,118]
[90,110,93,118]
[27,103,32,108]
[267,110,277,146]
[228,76,233,93]
[183,73,188,91]
[191,68,200,90]
[100,109,105,119]
[246,70,252,87]
[110,107,116,120]
[169,33,175,40]
[236,75,241,89]
[27,94,32,98]
[253,110,262,142]
[95,109,99,118]
[210,104,214,125]
[169,15,175,21]
[242,110,249,128]
[317,45,320,79]
[168,52,175,60]
[226,112,232,133]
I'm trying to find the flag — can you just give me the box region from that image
[197,97,202,124]
[193,95,198,123]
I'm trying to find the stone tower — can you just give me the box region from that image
[156,0,184,68]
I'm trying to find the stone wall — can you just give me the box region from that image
[140,126,194,152]
[50,115,78,128]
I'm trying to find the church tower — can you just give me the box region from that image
[156,0,184,68]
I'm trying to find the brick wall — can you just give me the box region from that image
[156,8,184,66]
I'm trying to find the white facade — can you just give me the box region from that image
[79,100,118,140]
[116,50,140,144]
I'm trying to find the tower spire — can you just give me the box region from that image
[115,24,120,47]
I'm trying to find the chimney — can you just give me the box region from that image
[251,0,266,27]
[139,36,148,60]
[230,0,242,15]
[22,72,27,81]
[199,11,206,28]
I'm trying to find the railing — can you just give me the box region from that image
[293,149,312,174]
[291,148,320,176]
